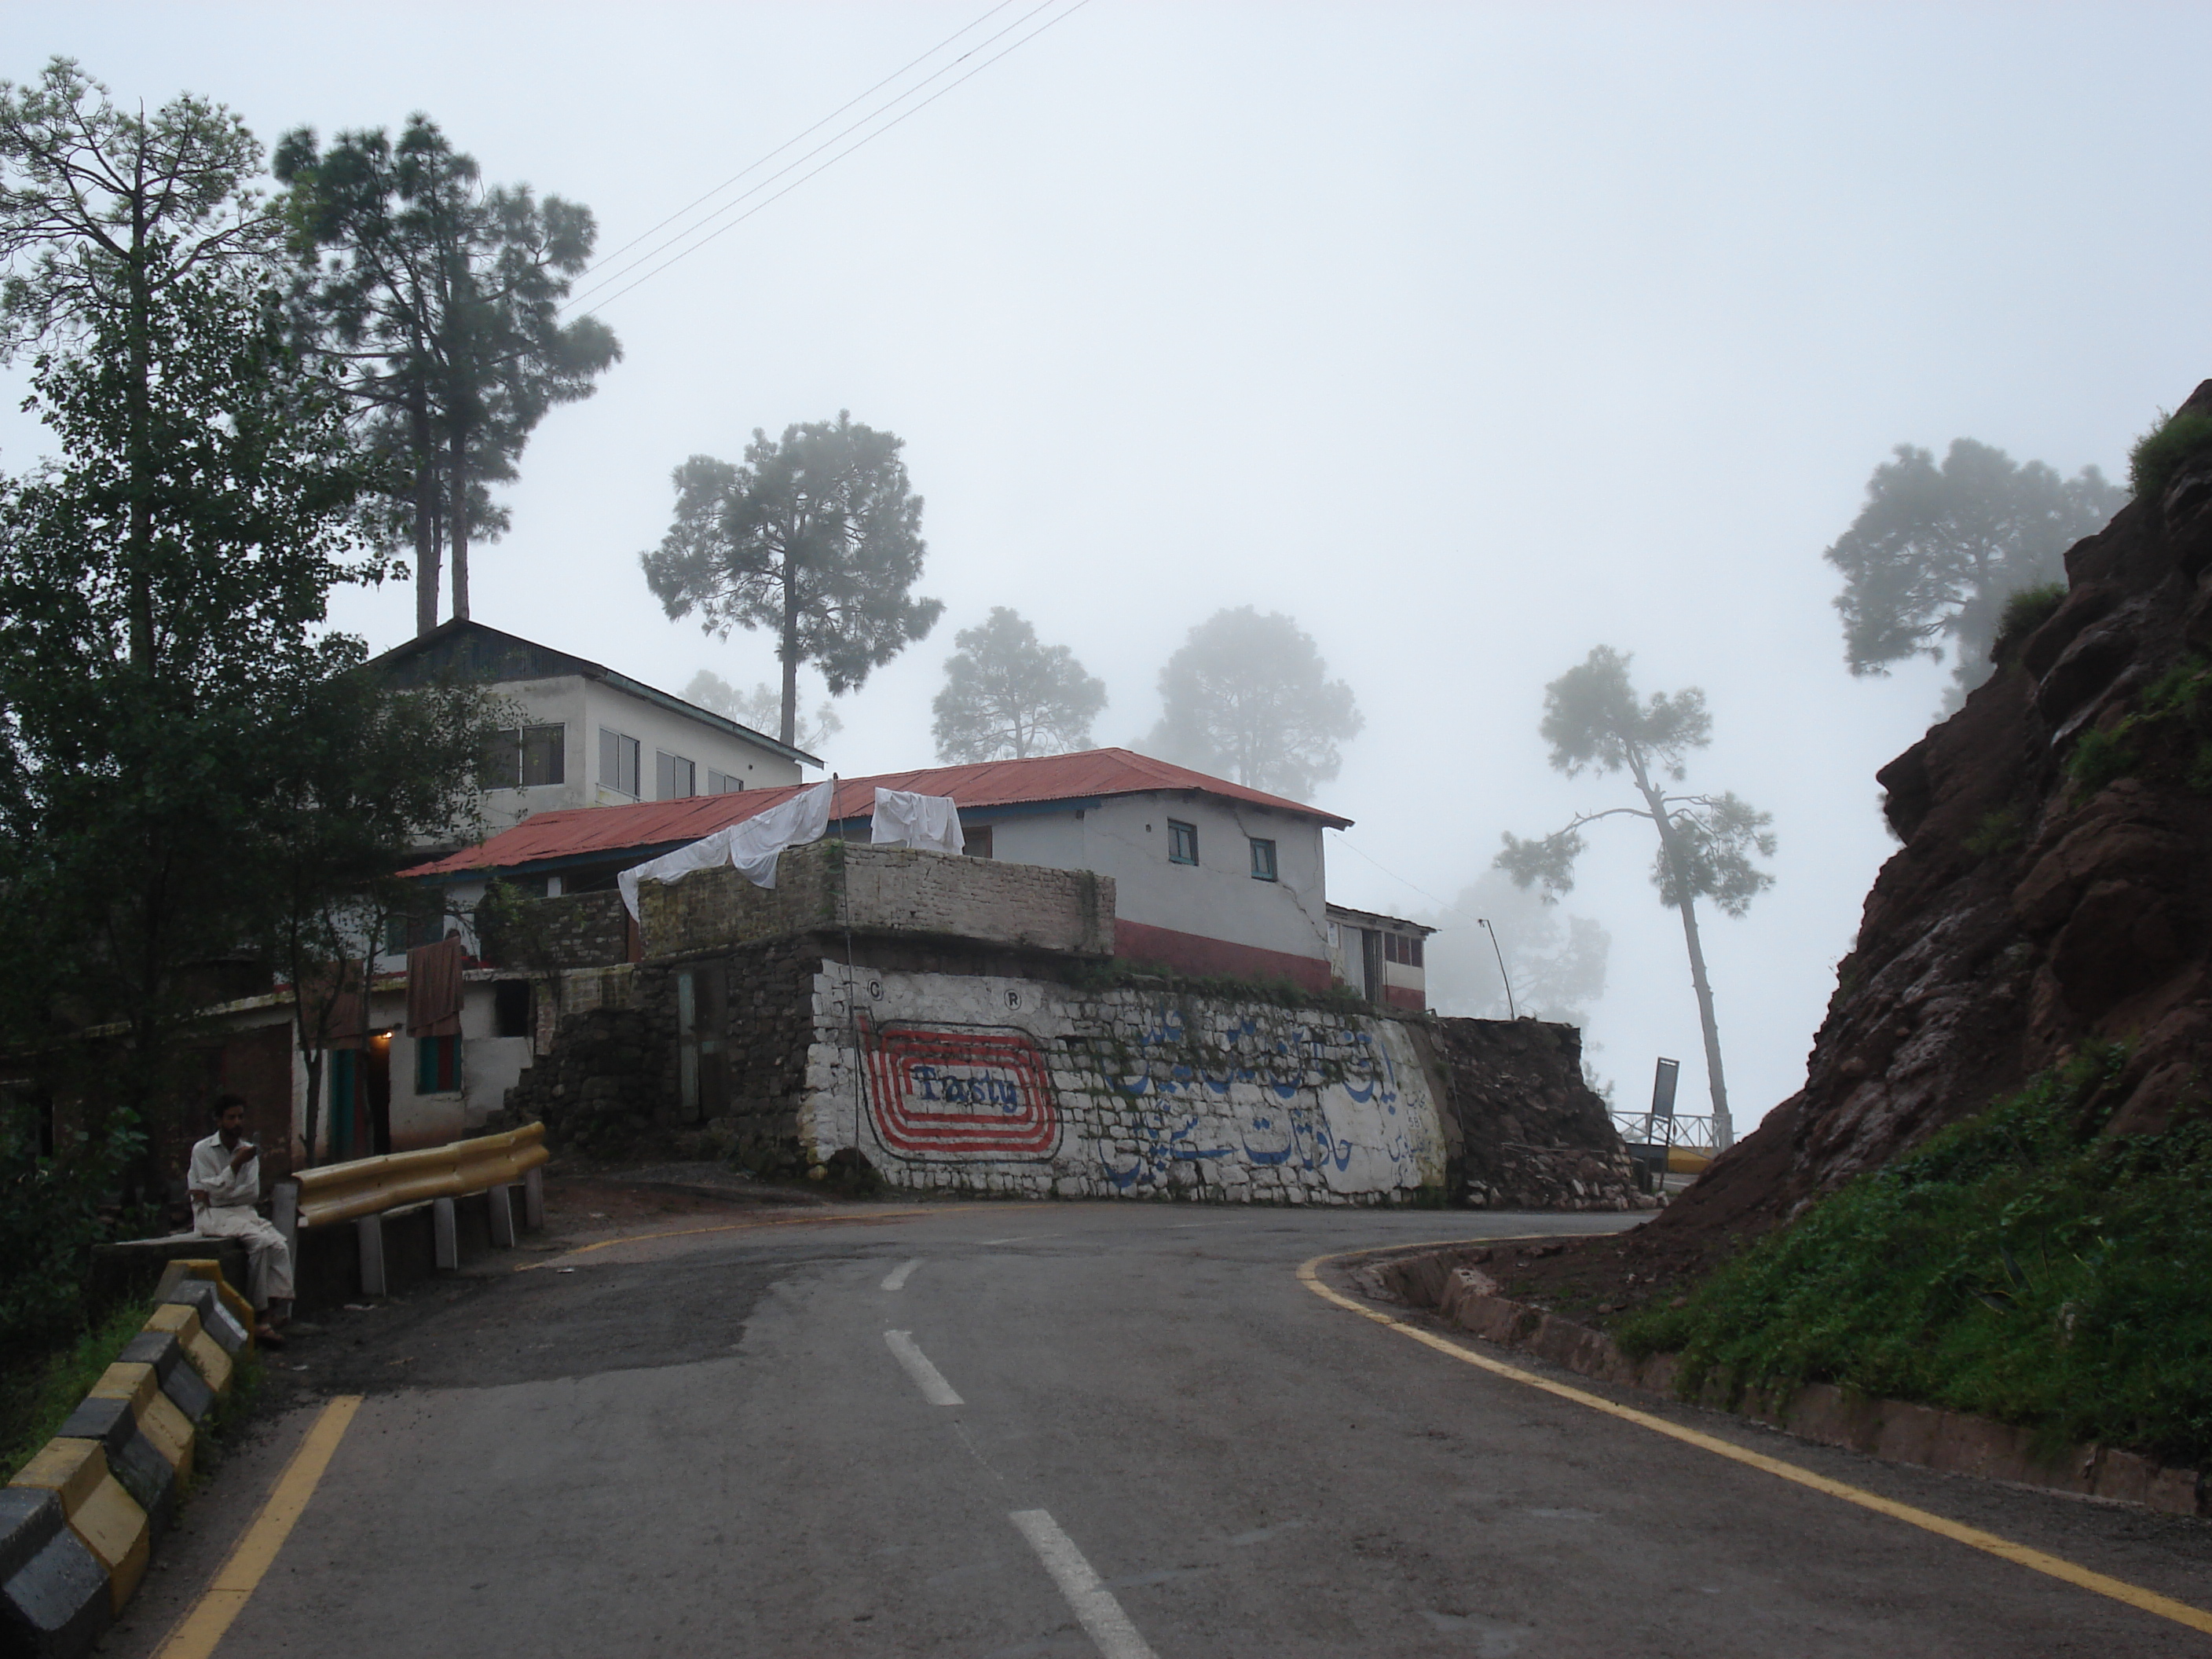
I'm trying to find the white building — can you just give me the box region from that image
[405,750,1402,996]
[368,620,819,835]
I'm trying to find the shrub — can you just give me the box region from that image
[0,1097,141,1359]
[1962,808,2023,859]
[1616,1046,2212,1467]
[2065,727,2139,793]
[2127,407,2212,501]
[1989,581,2067,665]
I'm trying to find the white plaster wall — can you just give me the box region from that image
[301,980,530,1150]
[583,681,804,804]
[800,962,1445,1203]
[476,675,591,829]
[972,793,1328,965]
[986,810,1087,869]
[1082,793,1330,962]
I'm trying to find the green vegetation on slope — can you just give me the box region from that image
[0,1297,152,1481]
[1618,1046,2212,1467]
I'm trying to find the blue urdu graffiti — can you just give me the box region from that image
[1086,1002,1425,1192]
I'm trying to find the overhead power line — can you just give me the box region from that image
[564,0,1092,319]
[577,0,1020,280]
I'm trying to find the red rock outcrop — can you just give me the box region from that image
[1657,379,2212,1247]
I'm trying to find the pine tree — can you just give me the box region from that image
[643,413,943,747]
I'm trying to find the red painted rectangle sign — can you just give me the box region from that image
[861,1021,1061,1159]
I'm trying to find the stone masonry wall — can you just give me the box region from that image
[801,961,1447,1203]
[640,842,1114,960]
[481,888,632,971]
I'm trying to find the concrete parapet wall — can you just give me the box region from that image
[1,1260,251,1656]
[802,962,1445,1203]
[639,842,1114,961]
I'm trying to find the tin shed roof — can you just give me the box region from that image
[400,748,1352,878]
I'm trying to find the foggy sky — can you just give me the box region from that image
[5,2,2207,1129]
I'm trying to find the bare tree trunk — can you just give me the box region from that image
[126,165,155,672]
[1631,760,1736,1149]
[412,394,441,637]
[448,422,471,623]
[779,583,800,749]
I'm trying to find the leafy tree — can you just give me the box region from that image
[255,669,493,1169]
[1420,870,1610,1031]
[274,115,620,635]
[642,412,943,747]
[0,58,278,672]
[683,668,842,755]
[931,607,1107,762]
[1143,607,1362,800]
[1496,647,1775,1148]
[1826,438,2125,705]
[0,244,376,1192]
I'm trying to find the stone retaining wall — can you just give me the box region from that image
[805,962,1445,1203]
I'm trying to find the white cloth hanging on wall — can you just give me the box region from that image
[869,787,965,856]
[619,780,836,918]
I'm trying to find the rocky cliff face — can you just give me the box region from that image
[1426,1018,1651,1211]
[1661,380,2212,1251]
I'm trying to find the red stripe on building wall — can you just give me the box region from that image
[1112,919,1333,992]
[1384,984,1426,1012]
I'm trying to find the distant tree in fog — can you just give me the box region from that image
[1143,608,1361,800]
[1825,438,2124,708]
[1420,870,1610,1030]
[1496,646,1774,1150]
[683,669,840,756]
[642,412,943,749]
[931,608,1107,763]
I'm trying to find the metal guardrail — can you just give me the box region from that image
[293,1122,548,1229]
[1610,1110,1717,1156]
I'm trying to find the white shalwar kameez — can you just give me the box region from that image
[189,1132,294,1311]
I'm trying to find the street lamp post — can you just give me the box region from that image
[1476,917,1516,1020]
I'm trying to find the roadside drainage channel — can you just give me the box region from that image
[1,1260,252,1658]
[1358,1244,2205,1519]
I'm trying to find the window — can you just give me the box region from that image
[1167,819,1199,866]
[415,1035,461,1093]
[706,768,745,794]
[1382,932,1426,967]
[1249,837,1278,881]
[657,750,697,800]
[480,724,565,789]
[383,901,445,956]
[520,725,563,786]
[964,825,994,859]
[599,728,641,797]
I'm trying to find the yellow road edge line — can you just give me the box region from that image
[1298,1252,2212,1637]
[517,1200,1049,1269]
[153,1393,364,1659]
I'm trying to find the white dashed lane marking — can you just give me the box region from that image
[884,1330,964,1405]
[1009,1508,1161,1659]
[881,1258,922,1291]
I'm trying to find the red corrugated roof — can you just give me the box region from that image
[401,748,1350,877]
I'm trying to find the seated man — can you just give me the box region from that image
[189,1093,293,1346]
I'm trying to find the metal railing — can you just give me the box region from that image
[292,1122,548,1229]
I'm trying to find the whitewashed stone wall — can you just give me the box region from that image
[800,961,1445,1203]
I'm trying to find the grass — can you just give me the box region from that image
[1617,1046,2212,1467]
[1990,581,2068,664]
[1962,807,2023,859]
[1,1295,153,1480]
[2129,407,2212,501]
[2061,654,2212,796]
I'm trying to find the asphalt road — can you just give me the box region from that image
[112,1202,2212,1657]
